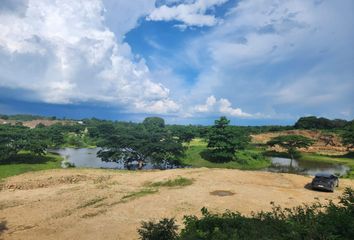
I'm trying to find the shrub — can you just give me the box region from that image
[138,218,179,240]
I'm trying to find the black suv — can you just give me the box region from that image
[311,173,339,192]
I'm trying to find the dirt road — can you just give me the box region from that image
[1,168,353,240]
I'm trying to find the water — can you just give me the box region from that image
[51,148,350,176]
[266,157,350,176]
[50,148,177,170]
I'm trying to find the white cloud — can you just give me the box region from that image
[183,0,354,119]
[194,95,252,117]
[147,0,228,27]
[0,0,179,114]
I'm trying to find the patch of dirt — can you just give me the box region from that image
[0,168,353,240]
[1,174,91,190]
[210,190,235,196]
[251,130,352,155]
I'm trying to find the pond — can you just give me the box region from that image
[51,148,350,176]
[266,157,350,176]
[50,148,178,170]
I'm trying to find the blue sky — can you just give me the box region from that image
[0,0,353,125]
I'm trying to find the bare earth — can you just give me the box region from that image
[251,130,353,155]
[1,168,353,240]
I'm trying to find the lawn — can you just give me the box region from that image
[181,139,270,170]
[0,152,63,179]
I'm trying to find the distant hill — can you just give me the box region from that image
[294,116,352,130]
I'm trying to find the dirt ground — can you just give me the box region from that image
[1,168,353,240]
[251,130,352,155]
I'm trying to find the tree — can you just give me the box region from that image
[97,118,184,169]
[267,135,314,167]
[341,122,354,150]
[206,116,250,163]
[0,125,47,162]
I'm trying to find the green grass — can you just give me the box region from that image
[122,188,159,201]
[146,177,194,188]
[0,152,63,179]
[181,139,270,170]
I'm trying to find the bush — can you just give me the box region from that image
[138,218,179,240]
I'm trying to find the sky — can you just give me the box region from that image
[0,0,353,125]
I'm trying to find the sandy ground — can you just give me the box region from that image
[1,168,353,240]
[251,130,353,155]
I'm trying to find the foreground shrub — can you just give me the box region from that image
[138,218,179,240]
[138,188,354,240]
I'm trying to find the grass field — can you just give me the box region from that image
[181,139,270,170]
[0,152,63,179]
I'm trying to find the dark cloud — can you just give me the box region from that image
[0,0,28,16]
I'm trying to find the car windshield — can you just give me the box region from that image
[314,176,331,180]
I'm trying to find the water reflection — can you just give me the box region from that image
[51,148,350,176]
[51,148,178,170]
[266,157,349,176]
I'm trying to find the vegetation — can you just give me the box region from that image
[122,188,159,201]
[267,135,314,166]
[146,177,194,188]
[0,113,353,176]
[341,121,354,150]
[138,188,354,240]
[182,139,270,170]
[0,125,47,162]
[0,152,63,179]
[295,116,351,130]
[206,116,250,163]
[138,218,179,240]
[97,117,185,169]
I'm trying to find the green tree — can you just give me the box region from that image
[206,116,250,163]
[341,122,354,150]
[0,125,47,162]
[267,135,314,167]
[143,117,165,129]
[97,118,184,169]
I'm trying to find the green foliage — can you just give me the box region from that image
[0,125,47,162]
[341,122,354,149]
[143,117,165,129]
[206,117,250,162]
[267,135,314,160]
[0,152,63,179]
[138,188,354,240]
[146,177,194,188]
[138,218,179,240]
[295,116,350,130]
[97,117,185,168]
[182,139,270,169]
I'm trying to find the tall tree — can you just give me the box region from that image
[0,125,47,162]
[267,135,314,167]
[97,118,184,169]
[206,116,250,163]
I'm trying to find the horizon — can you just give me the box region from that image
[1,112,352,127]
[0,0,353,125]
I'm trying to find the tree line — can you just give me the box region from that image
[1,115,353,166]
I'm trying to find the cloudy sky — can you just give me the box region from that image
[0,0,353,125]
